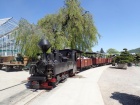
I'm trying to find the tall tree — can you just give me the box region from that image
[38,0,100,51]
[107,48,119,55]
[13,18,44,57]
[38,14,69,49]
[100,48,105,53]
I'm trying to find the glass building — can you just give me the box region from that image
[0,17,19,56]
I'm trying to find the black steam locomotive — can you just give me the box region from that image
[28,39,77,89]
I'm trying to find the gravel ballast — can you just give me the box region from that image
[98,66,140,105]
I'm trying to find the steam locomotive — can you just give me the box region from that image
[28,39,77,89]
[28,39,112,89]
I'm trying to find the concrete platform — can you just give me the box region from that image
[28,65,109,105]
[0,69,29,90]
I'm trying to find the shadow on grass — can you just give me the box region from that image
[110,92,140,105]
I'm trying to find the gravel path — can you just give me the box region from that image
[98,66,140,105]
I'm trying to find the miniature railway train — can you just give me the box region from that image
[28,39,112,89]
[77,52,112,70]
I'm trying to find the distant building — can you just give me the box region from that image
[0,17,19,56]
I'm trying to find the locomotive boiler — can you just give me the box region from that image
[28,39,77,89]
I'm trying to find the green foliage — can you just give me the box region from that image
[114,48,134,64]
[119,60,129,64]
[123,48,127,51]
[13,18,44,57]
[134,54,140,63]
[13,0,99,57]
[107,48,119,55]
[38,0,99,51]
[38,14,69,50]
[113,55,120,63]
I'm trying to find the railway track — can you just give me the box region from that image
[0,80,27,92]
[0,81,47,105]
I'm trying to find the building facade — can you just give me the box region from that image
[0,17,19,56]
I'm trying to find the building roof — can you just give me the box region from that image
[0,17,18,37]
[0,18,11,26]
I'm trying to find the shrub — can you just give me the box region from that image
[114,48,134,64]
[119,60,129,64]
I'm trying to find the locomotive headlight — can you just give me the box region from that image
[48,75,50,77]
[47,70,53,79]
[47,74,52,79]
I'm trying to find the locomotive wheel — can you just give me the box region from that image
[69,72,72,77]
[52,82,57,88]
[69,71,75,77]
[51,77,59,88]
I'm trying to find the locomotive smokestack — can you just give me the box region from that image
[38,39,51,53]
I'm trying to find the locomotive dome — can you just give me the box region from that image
[38,39,51,52]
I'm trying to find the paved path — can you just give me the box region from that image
[29,66,109,105]
[0,69,29,102]
[99,66,140,105]
[0,69,29,90]
[0,69,45,105]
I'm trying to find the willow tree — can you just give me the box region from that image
[13,18,44,57]
[38,0,100,51]
[38,14,69,49]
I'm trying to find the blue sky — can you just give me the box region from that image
[0,0,140,52]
